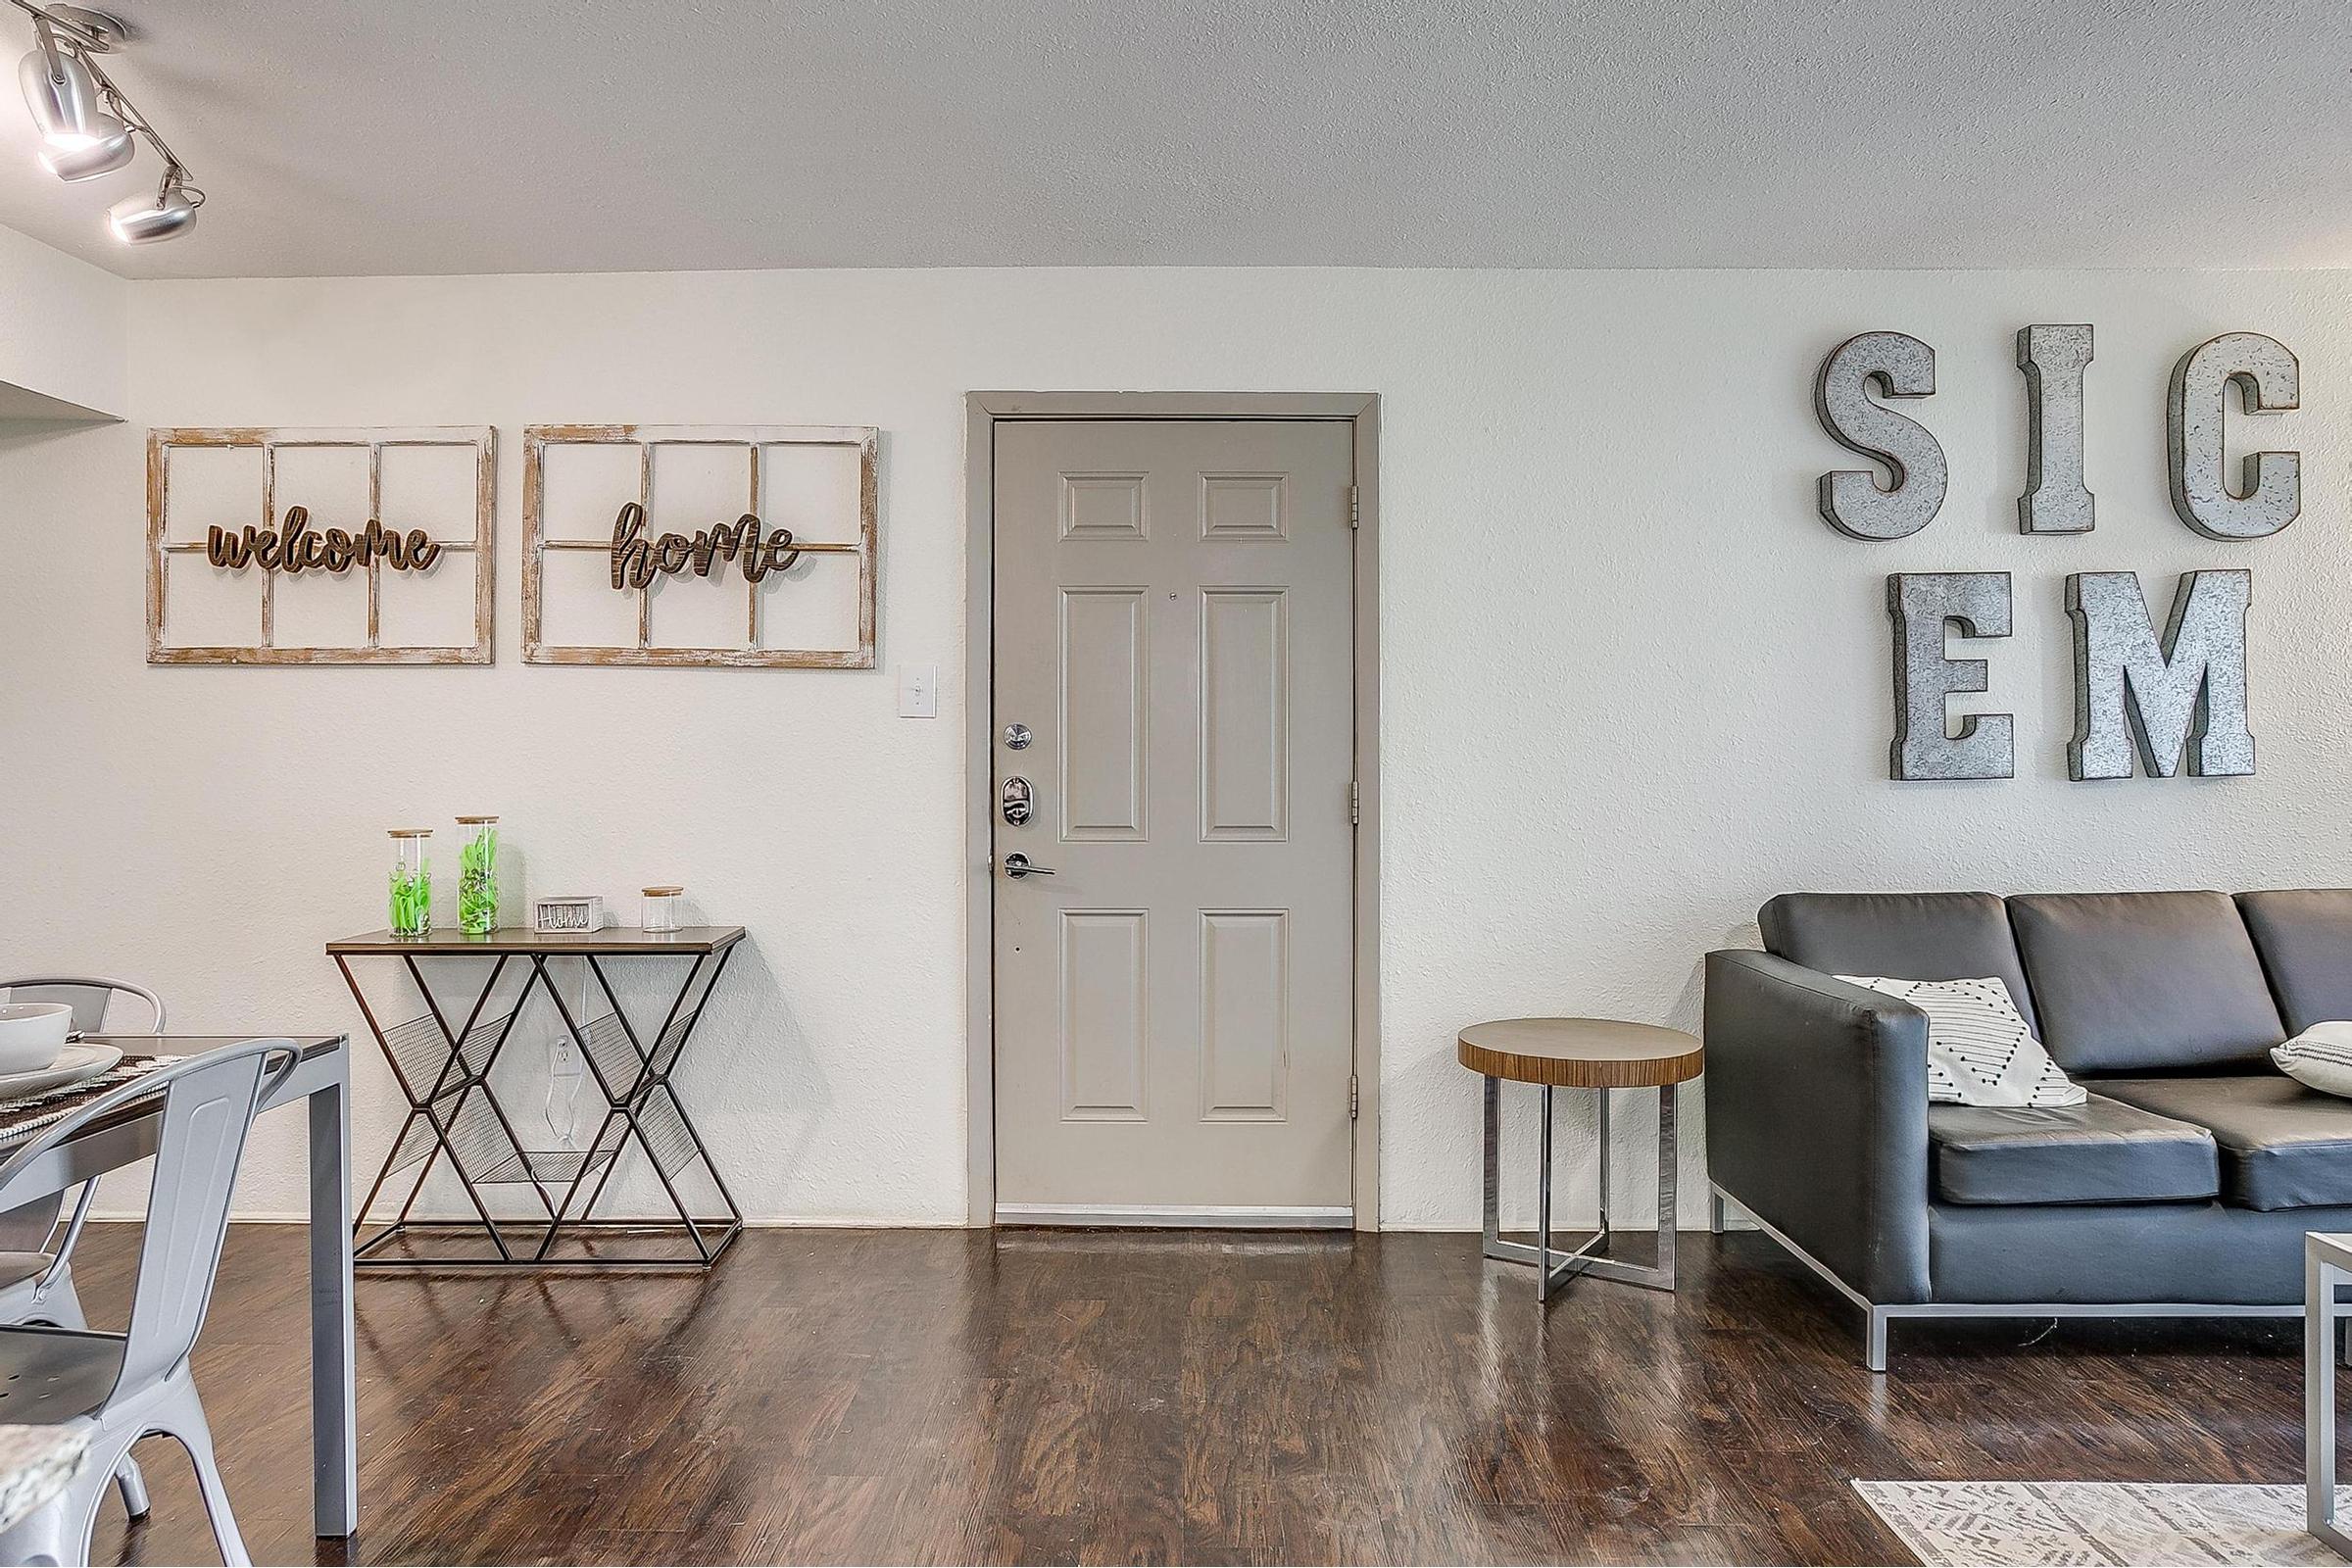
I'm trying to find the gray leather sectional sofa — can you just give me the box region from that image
[1703,888,2352,1370]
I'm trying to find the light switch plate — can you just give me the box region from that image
[898,662,939,718]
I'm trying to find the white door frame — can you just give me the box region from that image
[962,391,1381,1231]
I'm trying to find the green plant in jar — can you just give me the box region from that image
[457,816,500,936]
[388,829,432,937]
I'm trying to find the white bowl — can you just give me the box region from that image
[0,1004,71,1074]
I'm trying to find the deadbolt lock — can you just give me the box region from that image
[1003,722,1033,751]
[1001,775,1034,827]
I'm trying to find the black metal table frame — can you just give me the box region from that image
[335,942,743,1269]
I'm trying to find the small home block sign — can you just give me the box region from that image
[521,423,879,668]
[146,426,496,665]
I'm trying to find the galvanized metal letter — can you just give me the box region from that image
[1817,332,1946,540]
[2018,324,2094,535]
[1887,573,2014,781]
[2168,333,2300,539]
[2067,569,2254,780]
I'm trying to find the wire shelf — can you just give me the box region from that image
[378,1006,515,1101]
[574,1012,641,1093]
[636,1088,702,1181]
[473,1144,620,1187]
[384,1114,437,1176]
[650,1004,703,1080]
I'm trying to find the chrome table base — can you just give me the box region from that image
[1481,1073,1678,1299]
[2307,1233,2352,1557]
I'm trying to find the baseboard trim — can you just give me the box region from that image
[995,1203,1353,1229]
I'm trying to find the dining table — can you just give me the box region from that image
[6,1034,357,1540]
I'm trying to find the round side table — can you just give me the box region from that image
[1458,1017,1703,1301]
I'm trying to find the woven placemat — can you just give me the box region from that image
[0,1055,180,1150]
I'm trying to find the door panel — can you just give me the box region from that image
[1059,909,1148,1120]
[1200,587,1290,840]
[1200,909,1290,1121]
[993,418,1355,1216]
[1058,588,1149,839]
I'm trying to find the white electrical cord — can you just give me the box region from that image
[542,958,587,1150]
[543,1059,582,1151]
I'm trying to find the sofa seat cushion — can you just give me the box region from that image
[2096,1076,2352,1210]
[1928,1095,2217,1205]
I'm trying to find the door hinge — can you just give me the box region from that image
[1348,1074,1359,1120]
[1349,780,1360,824]
[1348,486,1360,529]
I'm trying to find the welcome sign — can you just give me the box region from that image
[205,509,444,574]
[146,426,495,665]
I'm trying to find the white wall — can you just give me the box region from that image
[0,221,123,417]
[4,265,2350,1229]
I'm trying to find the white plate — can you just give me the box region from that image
[0,1044,122,1102]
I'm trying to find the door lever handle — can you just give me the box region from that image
[1002,854,1056,879]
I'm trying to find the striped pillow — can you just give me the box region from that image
[1838,975,2086,1108]
[2275,1022,2352,1098]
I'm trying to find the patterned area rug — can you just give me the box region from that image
[1854,1480,2350,1566]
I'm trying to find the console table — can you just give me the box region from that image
[328,925,746,1269]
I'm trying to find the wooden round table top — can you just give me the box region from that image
[1456,1017,1703,1088]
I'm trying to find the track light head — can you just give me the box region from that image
[14,4,204,244]
[36,108,128,176]
[109,172,196,243]
[17,24,105,145]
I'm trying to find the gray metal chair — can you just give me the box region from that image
[0,981,162,1040]
[0,978,164,1526]
[0,1039,294,1568]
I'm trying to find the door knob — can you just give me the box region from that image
[1002,776,1034,826]
[1003,854,1056,879]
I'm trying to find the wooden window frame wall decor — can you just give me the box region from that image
[146,425,497,665]
[520,423,880,668]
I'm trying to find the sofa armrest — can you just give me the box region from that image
[1703,950,1932,1305]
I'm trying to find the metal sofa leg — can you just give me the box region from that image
[1708,1187,1728,1235]
[1866,1307,1889,1373]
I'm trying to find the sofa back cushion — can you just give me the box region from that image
[2009,891,2282,1075]
[2238,890,2352,1036]
[1758,892,2040,1032]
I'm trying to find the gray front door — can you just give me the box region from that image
[992,417,1357,1221]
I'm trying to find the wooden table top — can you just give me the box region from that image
[328,926,745,956]
[1457,1017,1703,1088]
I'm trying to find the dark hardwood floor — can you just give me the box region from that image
[58,1223,2318,1565]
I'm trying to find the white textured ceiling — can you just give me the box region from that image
[0,0,2344,279]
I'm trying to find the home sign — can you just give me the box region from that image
[607,502,801,589]
[1817,328,2286,783]
[522,423,878,668]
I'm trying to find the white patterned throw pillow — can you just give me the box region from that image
[1836,975,2086,1108]
[2274,1022,2352,1098]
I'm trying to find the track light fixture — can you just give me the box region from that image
[11,2,203,243]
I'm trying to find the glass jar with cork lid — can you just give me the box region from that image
[642,886,684,934]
